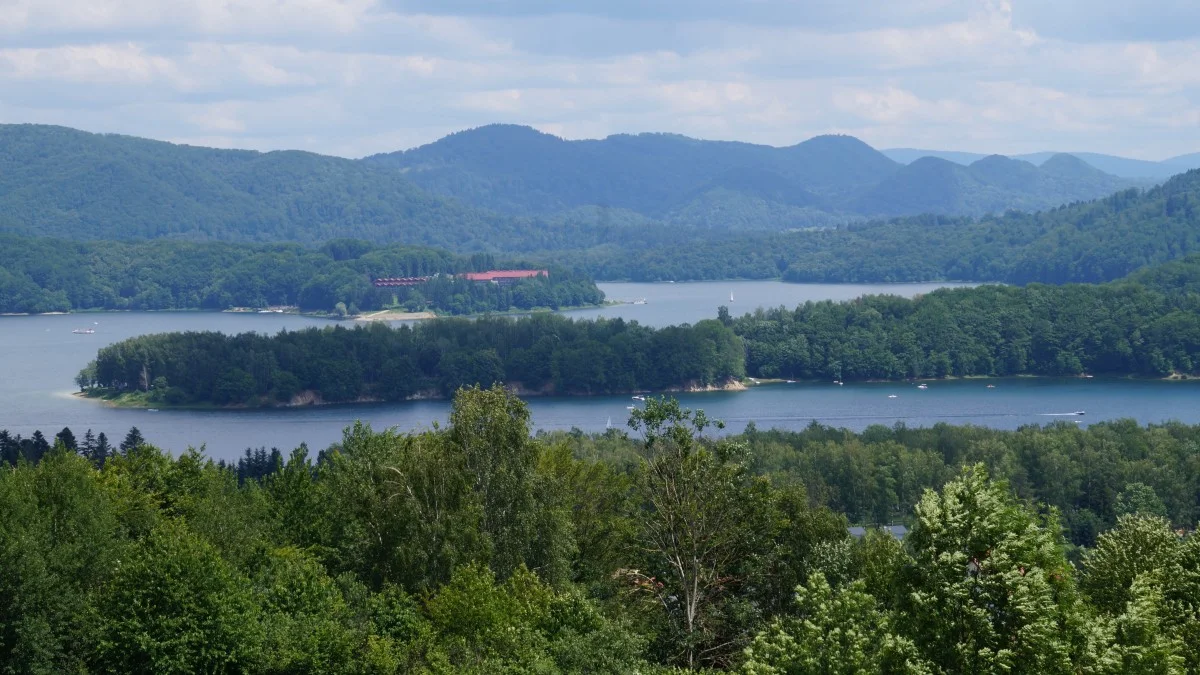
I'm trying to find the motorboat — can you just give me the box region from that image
[917,383,928,390]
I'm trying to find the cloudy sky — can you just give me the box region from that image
[2,0,1198,158]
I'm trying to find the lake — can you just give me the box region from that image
[5,280,1200,462]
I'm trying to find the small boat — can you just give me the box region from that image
[1073,411,1086,416]
[785,380,795,384]
[986,384,995,388]
[147,408,159,412]
[72,328,95,334]
[626,405,635,410]
[833,380,843,386]
[917,384,928,390]
[888,394,898,398]
[632,298,647,305]
[631,395,646,401]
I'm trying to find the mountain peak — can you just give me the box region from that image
[1040,153,1106,178]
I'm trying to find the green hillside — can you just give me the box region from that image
[853,154,1132,216]
[367,124,1139,226]
[548,169,1200,284]
[0,124,519,249]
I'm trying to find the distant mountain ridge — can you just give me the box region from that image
[366,124,1139,227]
[0,122,1155,247]
[883,147,1200,180]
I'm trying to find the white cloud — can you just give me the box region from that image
[0,0,1198,159]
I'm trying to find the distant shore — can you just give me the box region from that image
[75,377,749,411]
[354,309,438,321]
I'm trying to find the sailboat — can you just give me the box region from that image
[606,416,612,429]
[729,291,734,303]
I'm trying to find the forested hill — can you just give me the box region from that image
[0,124,531,249]
[78,255,1200,409]
[365,123,1137,226]
[0,235,603,315]
[554,169,1200,284]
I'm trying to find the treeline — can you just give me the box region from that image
[78,260,1200,407]
[551,170,1200,284]
[78,314,745,405]
[3,389,1199,672]
[728,265,1200,380]
[0,235,602,315]
[550,417,1200,550]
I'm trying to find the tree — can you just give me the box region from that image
[623,397,763,669]
[1082,575,1185,674]
[447,385,570,584]
[120,427,145,454]
[95,520,262,672]
[1114,483,1168,519]
[1082,514,1181,615]
[93,432,112,467]
[743,572,929,675]
[55,427,77,452]
[28,430,50,463]
[898,464,1078,674]
[80,429,96,459]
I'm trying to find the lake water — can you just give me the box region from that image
[5,281,1200,462]
[571,280,975,327]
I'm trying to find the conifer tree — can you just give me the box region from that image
[120,427,145,454]
[55,427,77,452]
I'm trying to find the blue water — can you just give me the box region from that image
[3,281,1197,462]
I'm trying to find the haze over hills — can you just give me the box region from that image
[0,122,1156,249]
[366,124,1138,226]
[883,147,1200,180]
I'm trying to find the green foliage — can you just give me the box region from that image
[95,519,263,673]
[730,277,1200,380]
[899,465,1078,674]
[5,393,1200,672]
[0,234,603,314]
[0,124,520,248]
[742,573,929,675]
[553,172,1200,284]
[1082,515,1181,615]
[84,314,746,405]
[366,124,1133,227]
[1115,483,1169,519]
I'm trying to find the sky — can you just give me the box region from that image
[2,0,1199,159]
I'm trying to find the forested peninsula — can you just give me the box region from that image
[0,235,602,315]
[78,314,746,407]
[3,388,1199,672]
[79,256,1200,408]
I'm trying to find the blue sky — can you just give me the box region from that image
[1,0,1198,159]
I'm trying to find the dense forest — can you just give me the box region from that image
[2,389,1198,672]
[79,257,1200,408]
[0,235,603,315]
[553,169,1200,284]
[5,125,1200,290]
[78,315,746,405]
[728,266,1200,380]
[367,124,1137,224]
[0,124,521,248]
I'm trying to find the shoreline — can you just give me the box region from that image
[75,378,749,411]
